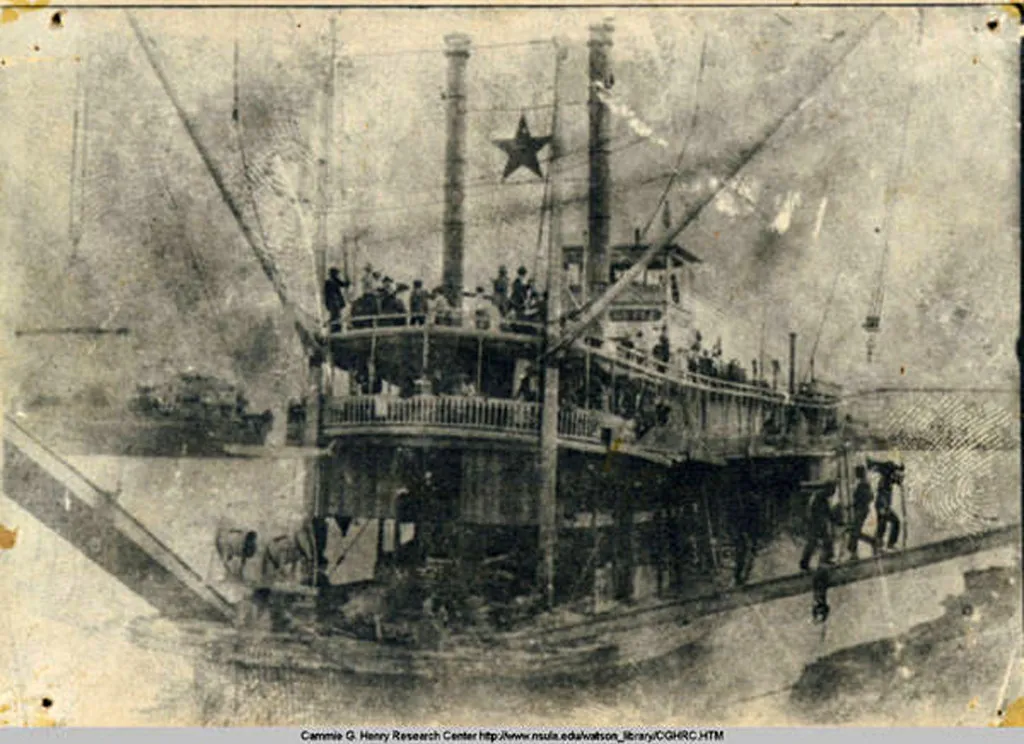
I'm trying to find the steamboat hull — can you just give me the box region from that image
[188,523,1020,681]
[124,536,1020,726]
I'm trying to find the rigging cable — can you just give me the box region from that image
[128,11,317,353]
[554,14,886,338]
[638,34,709,242]
[803,176,837,383]
[865,10,924,361]
[231,28,321,343]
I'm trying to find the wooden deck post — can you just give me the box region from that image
[537,40,568,609]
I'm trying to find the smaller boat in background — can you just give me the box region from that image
[16,371,274,458]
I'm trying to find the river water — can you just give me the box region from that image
[0,449,1019,726]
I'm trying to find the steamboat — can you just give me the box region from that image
[188,26,871,676]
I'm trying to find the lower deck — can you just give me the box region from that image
[298,437,838,635]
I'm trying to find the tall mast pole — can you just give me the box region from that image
[306,17,338,586]
[538,39,568,610]
[316,14,337,296]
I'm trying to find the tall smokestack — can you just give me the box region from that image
[789,332,797,396]
[587,20,614,293]
[443,34,471,309]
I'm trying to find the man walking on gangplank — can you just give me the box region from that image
[870,459,904,553]
[846,465,874,560]
[800,480,842,572]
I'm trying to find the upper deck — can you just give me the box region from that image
[314,305,841,463]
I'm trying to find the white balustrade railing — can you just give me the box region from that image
[321,394,834,456]
[324,395,554,438]
[558,407,603,441]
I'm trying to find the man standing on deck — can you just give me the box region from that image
[324,267,348,332]
[510,266,529,316]
[872,461,903,553]
[492,265,510,316]
[847,465,874,559]
[799,481,842,572]
[409,280,430,325]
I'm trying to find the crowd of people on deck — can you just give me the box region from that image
[325,263,787,400]
[609,326,779,391]
[322,264,548,333]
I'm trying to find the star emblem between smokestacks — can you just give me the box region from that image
[493,114,552,180]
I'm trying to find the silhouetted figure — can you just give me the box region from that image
[351,291,379,329]
[410,280,429,325]
[324,267,349,332]
[847,465,874,558]
[800,481,842,572]
[493,265,510,316]
[699,350,714,377]
[729,493,762,586]
[510,266,529,316]
[869,459,904,552]
[516,373,538,403]
[378,277,406,326]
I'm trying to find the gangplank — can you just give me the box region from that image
[2,415,234,622]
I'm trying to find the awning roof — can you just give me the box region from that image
[563,242,702,268]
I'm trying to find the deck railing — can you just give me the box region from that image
[327,315,828,410]
[324,395,541,436]
[323,395,607,444]
[330,310,545,336]
[320,394,841,459]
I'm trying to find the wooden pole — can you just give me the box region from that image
[476,336,484,393]
[537,40,568,609]
[315,16,335,312]
[591,488,601,613]
[308,20,338,585]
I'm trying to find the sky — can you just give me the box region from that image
[0,6,1019,412]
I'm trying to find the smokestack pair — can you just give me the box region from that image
[442,23,615,303]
